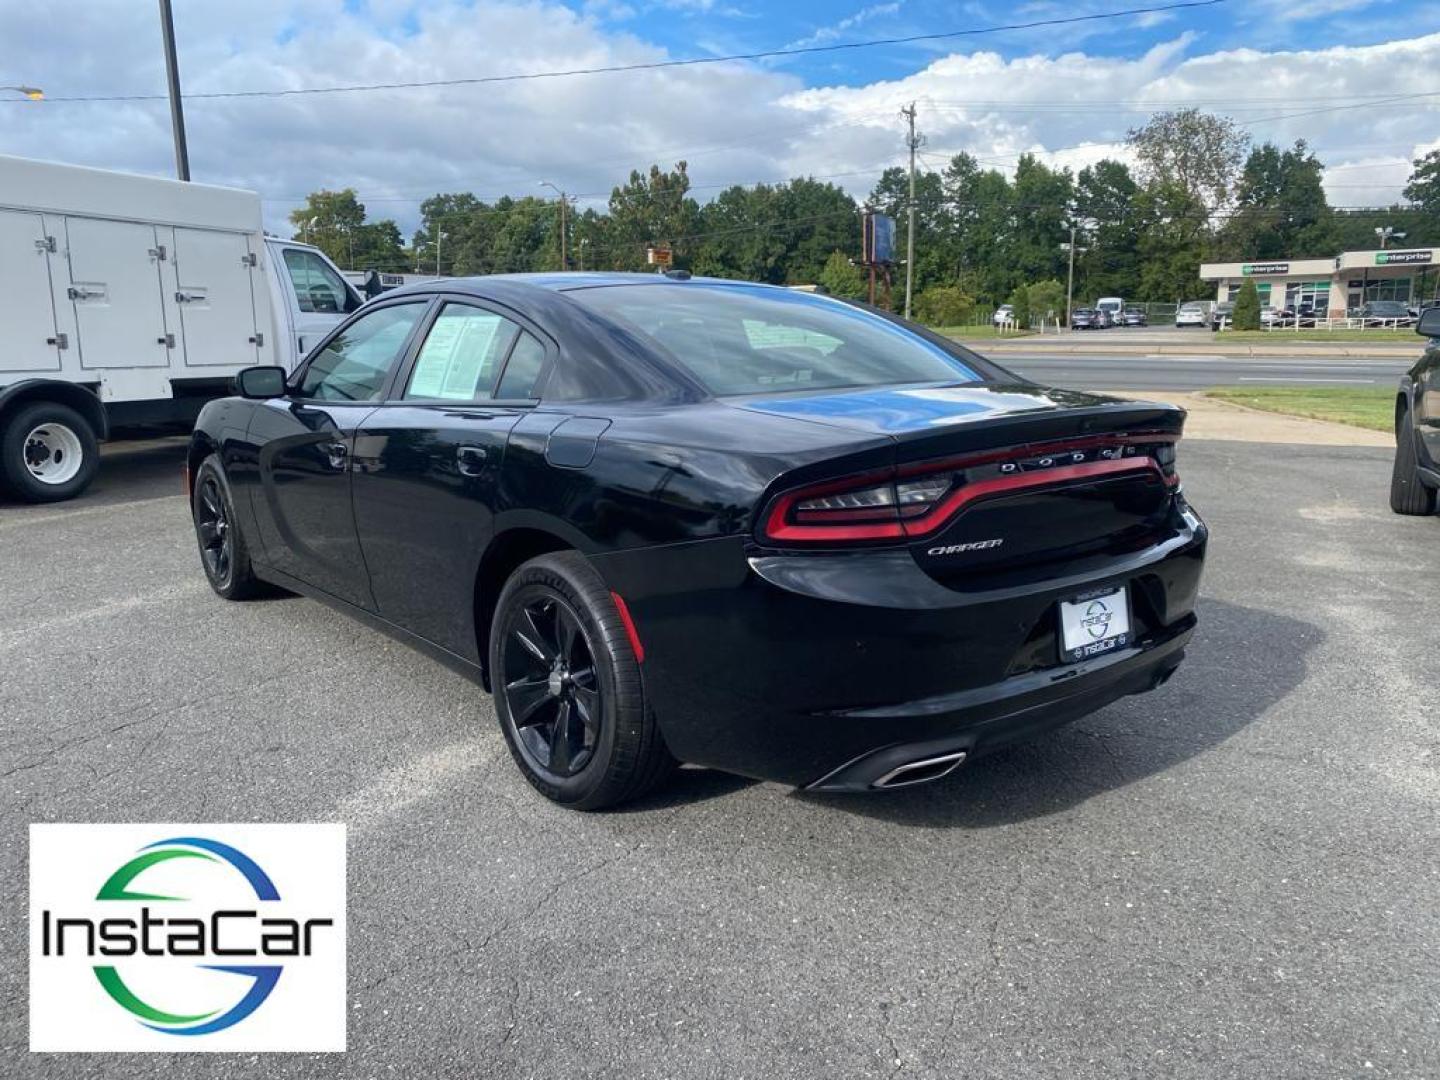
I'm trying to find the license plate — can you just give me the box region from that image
[1058,586,1131,662]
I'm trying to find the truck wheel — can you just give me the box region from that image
[0,401,100,503]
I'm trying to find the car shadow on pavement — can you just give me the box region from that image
[617,766,759,812]
[790,598,1321,828]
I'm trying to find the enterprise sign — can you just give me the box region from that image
[1375,250,1433,266]
[1241,262,1289,275]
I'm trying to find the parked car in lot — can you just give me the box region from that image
[1175,302,1208,328]
[1095,297,1124,326]
[993,304,1014,328]
[1392,306,1440,517]
[1209,302,1235,331]
[1360,300,1416,327]
[1260,305,1296,327]
[189,273,1208,808]
[1070,307,1103,329]
[1121,306,1147,327]
[0,154,356,503]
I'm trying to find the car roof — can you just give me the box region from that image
[382,271,773,299]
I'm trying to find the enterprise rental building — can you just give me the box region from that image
[1199,247,1440,316]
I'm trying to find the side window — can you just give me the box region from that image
[404,304,520,401]
[282,248,355,314]
[496,331,547,399]
[297,303,425,401]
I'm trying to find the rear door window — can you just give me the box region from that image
[403,303,522,402]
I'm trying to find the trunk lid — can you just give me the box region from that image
[745,382,1187,582]
[732,382,1184,463]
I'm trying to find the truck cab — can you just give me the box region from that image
[264,239,363,364]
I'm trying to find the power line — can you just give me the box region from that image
[14,0,1226,103]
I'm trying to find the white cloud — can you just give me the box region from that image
[783,2,902,50]
[2,3,1436,240]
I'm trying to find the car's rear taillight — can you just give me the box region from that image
[762,434,1179,545]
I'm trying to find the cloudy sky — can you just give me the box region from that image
[3,0,1439,238]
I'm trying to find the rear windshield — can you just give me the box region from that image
[566,283,980,396]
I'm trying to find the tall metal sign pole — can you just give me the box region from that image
[901,103,919,319]
[158,0,190,181]
[1065,223,1077,328]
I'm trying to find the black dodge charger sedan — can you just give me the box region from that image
[188,273,1208,808]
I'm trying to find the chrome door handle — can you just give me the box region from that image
[456,445,487,476]
[322,441,349,470]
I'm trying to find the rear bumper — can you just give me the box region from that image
[592,508,1207,788]
[805,617,1190,792]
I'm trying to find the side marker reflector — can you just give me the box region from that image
[610,591,645,664]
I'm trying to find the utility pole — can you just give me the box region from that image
[901,103,921,320]
[540,181,569,270]
[436,229,445,277]
[158,0,190,181]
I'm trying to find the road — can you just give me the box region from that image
[988,351,1411,391]
[2,435,1436,1078]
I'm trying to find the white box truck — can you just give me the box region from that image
[0,154,362,502]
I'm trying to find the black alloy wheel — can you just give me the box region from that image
[196,473,234,585]
[191,455,267,600]
[489,551,675,809]
[1390,406,1438,516]
[502,596,602,778]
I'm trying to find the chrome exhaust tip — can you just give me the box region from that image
[871,750,968,790]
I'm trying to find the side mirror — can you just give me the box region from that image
[236,365,287,399]
[1417,307,1440,338]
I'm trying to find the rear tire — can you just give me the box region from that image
[192,455,267,599]
[490,551,676,810]
[1390,405,1437,516]
[0,401,99,503]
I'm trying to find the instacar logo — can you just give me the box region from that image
[30,824,345,1053]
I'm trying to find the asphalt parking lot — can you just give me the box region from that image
[2,432,1437,1079]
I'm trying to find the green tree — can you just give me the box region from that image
[818,250,866,299]
[914,284,974,326]
[1231,278,1262,330]
[941,153,1015,305]
[1007,284,1032,330]
[1221,140,1334,259]
[1008,155,1074,287]
[1404,149,1440,217]
[607,162,702,271]
[1073,159,1140,300]
[1133,180,1208,301]
[1127,108,1249,211]
[1027,279,1066,324]
[289,188,404,272]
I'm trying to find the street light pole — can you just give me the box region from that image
[2,85,44,100]
[1375,226,1406,250]
[157,0,191,181]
